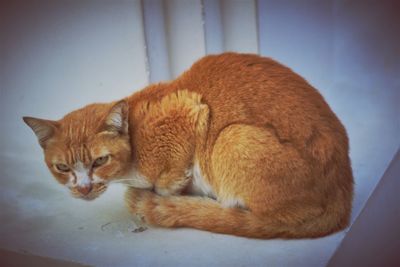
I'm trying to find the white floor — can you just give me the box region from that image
[0,156,344,267]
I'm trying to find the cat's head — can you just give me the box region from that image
[23,100,132,200]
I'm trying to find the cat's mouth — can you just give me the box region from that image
[70,183,107,201]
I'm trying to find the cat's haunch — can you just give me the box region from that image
[24,53,353,238]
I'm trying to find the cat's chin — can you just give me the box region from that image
[70,193,101,201]
[77,194,102,201]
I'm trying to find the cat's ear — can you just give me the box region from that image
[102,100,129,135]
[23,117,59,148]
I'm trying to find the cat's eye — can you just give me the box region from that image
[93,155,109,168]
[55,163,70,173]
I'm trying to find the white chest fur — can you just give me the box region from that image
[188,163,246,209]
[120,168,153,189]
[188,162,215,198]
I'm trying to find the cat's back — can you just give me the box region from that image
[181,52,329,114]
[178,52,347,149]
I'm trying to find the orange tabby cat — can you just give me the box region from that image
[24,53,353,238]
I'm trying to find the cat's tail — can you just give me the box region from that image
[125,189,349,239]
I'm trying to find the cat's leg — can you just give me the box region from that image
[125,186,337,238]
[125,124,349,238]
[153,169,192,196]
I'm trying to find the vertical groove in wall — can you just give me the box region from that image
[164,0,206,78]
[141,0,171,83]
[139,0,150,85]
[257,0,267,56]
[255,0,260,55]
[143,0,261,81]
[202,0,223,54]
[220,0,259,53]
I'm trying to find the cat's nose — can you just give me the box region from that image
[77,184,92,196]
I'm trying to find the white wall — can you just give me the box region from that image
[0,0,148,157]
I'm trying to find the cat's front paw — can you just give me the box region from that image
[124,188,157,223]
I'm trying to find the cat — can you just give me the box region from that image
[23,52,353,238]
